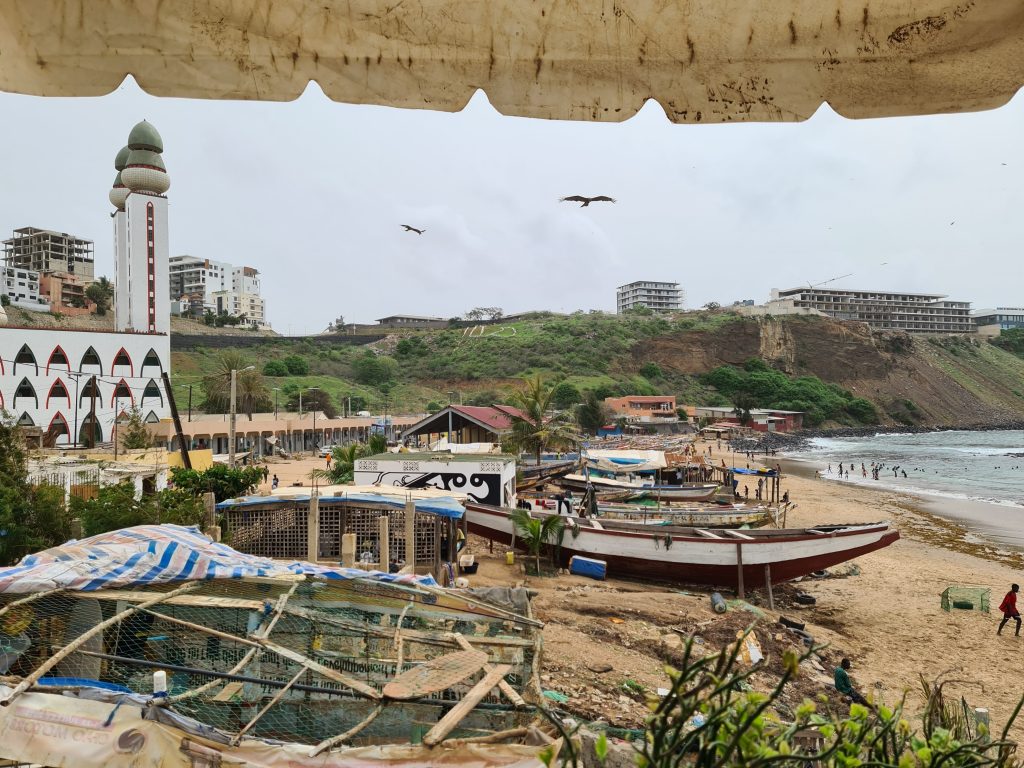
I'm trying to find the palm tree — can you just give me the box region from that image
[312,444,363,484]
[201,351,272,419]
[507,375,580,464]
[510,507,564,576]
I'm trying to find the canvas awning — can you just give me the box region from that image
[1,1,1021,123]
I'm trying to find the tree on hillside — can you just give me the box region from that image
[352,352,397,386]
[575,391,611,434]
[201,351,272,418]
[507,375,579,463]
[639,362,662,380]
[282,355,309,375]
[263,360,288,376]
[286,388,338,419]
[120,407,152,449]
[85,276,114,316]
[550,382,581,410]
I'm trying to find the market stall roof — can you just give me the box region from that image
[1,1,1021,123]
[218,488,466,518]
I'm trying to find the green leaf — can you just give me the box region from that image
[594,732,608,763]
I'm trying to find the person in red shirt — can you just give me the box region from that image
[998,584,1021,636]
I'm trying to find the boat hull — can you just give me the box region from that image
[465,503,899,589]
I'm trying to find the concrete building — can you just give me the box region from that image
[972,308,1024,337]
[168,255,268,328]
[2,227,95,282]
[604,395,677,422]
[768,287,974,333]
[1,265,49,311]
[38,272,92,313]
[376,314,448,328]
[0,121,173,445]
[616,281,683,313]
[692,406,804,433]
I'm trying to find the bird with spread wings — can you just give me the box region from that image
[401,225,425,234]
[559,195,616,207]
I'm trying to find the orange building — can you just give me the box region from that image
[604,395,677,422]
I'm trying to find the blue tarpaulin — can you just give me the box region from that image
[217,492,465,519]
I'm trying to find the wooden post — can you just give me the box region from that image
[307,494,320,562]
[378,515,390,572]
[433,518,442,583]
[765,563,774,610]
[404,499,416,572]
[341,533,356,567]
[162,371,192,469]
[203,491,217,535]
[735,542,745,599]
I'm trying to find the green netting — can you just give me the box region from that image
[0,577,538,749]
[941,586,990,613]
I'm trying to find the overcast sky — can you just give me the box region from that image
[1,80,1021,332]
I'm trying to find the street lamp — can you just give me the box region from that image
[228,366,255,469]
[272,387,280,419]
[304,387,320,453]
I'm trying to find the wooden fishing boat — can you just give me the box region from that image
[595,502,774,529]
[465,502,899,588]
[554,473,720,502]
[517,459,577,490]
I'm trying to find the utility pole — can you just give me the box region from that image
[162,372,192,469]
[114,396,120,459]
[228,366,254,469]
[273,388,280,419]
[70,372,81,448]
[187,384,192,422]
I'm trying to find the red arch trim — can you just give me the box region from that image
[46,344,70,375]
[110,378,135,407]
[47,412,70,436]
[46,377,71,409]
[110,346,135,377]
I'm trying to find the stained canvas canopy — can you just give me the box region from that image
[584,449,667,473]
[1,1,1021,122]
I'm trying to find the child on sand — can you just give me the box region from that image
[834,658,868,705]
[998,584,1021,636]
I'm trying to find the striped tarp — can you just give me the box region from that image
[0,524,436,594]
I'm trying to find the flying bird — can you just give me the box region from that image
[401,225,425,234]
[559,195,617,207]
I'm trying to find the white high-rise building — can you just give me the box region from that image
[616,281,683,313]
[169,257,268,328]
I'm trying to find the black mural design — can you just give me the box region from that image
[367,471,501,506]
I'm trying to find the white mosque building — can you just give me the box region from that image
[0,121,173,445]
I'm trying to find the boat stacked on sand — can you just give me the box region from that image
[465,502,899,589]
[0,525,553,768]
[554,449,721,502]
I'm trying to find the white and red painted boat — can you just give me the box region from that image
[464,502,899,589]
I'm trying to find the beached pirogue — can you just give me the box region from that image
[465,502,899,588]
[0,525,553,767]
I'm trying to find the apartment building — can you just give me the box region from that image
[1,265,49,311]
[616,281,683,313]
[769,287,974,333]
[169,256,268,328]
[973,308,1024,337]
[2,227,95,281]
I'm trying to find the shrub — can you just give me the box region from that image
[263,360,289,376]
[639,362,662,379]
[551,381,582,409]
[282,355,309,375]
[352,353,397,386]
[169,465,264,503]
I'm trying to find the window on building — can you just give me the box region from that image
[16,412,35,427]
[46,345,70,374]
[14,344,37,375]
[111,379,133,406]
[141,379,163,407]
[14,377,38,407]
[80,346,102,372]
[80,377,102,406]
[46,378,70,407]
[111,347,133,374]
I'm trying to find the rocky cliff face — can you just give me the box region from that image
[634,315,1024,427]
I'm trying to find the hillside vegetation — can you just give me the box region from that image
[171,312,1024,428]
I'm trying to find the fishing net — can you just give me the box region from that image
[940,586,990,613]
[0,576,538,748]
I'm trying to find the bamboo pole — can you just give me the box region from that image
[309,703,385,757]
[172,582,299,702]
[2,582,198,704]
[422,665,511,746]
[230,665,306,746]
[142,607,381,699]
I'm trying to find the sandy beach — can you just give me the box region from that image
[255,445,1024,736]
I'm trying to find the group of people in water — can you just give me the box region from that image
[817,462,909,480]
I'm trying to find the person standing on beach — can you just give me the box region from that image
[998,584,1021,636]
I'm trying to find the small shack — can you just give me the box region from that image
[354,452,517,508]
[218,487,466,581]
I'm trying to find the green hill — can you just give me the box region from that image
[171,312,1024,428]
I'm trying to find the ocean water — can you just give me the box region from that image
[789,430,1024,508]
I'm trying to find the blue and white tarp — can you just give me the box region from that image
[0,524,437,594]
[583,449,667,474]
[217,492,465,519]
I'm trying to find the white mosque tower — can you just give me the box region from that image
[110,121,170,334]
